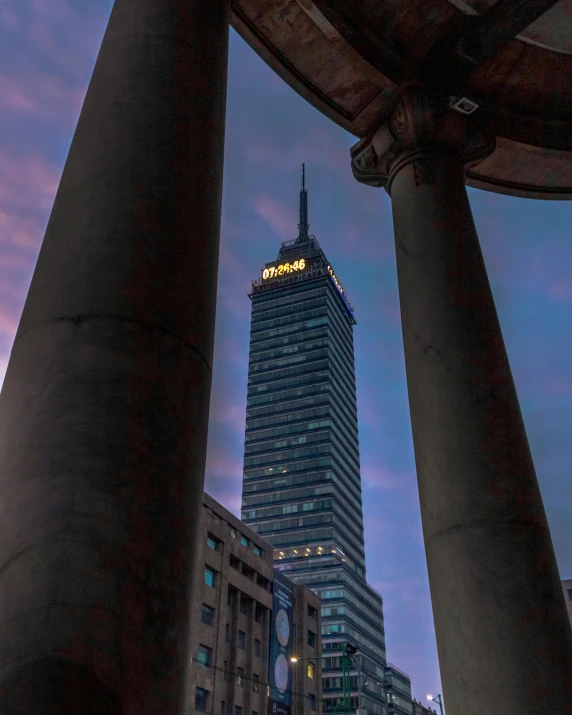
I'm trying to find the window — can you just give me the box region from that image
[309,694,316,712]
[235,708,242,715]
[308,604,318,619]
[207,533,219,551]
[223,661,228,681]
[240,598,249,615]
[568,588,572,601]
[225,623,230,643]
[307,663,314,679]
[307,630,316,648]
[231,528,237,539]
[254,638,261,658]
[221,702,226,715]
[205,567,216,588]
[238,630,246,649]
[255,606,264,623]
[253,674,260,693]
[197,644,212,667]
[253,545,262,557]
[195,687,209,712]
[230,555,241,571]
[240,535,249,547]
[236,668,244,687]
[201,604,215,626]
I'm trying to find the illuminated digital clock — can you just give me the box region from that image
[262,258,306,280]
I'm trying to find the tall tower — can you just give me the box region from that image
[242,168,401,715]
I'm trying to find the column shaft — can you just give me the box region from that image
[390,153,572,713]
[0,0,229,712]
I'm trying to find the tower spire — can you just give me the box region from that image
[297,163,309,241]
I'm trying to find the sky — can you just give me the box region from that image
[0,0,571,706]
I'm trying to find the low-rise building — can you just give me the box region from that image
[384,664,412,715]
[562,579,572,631]
[186,493,322,715]
[412,699,437,715]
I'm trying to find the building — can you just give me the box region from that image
[563,579,572,631]
[384,665,413,715]
[187,492,322,715]
[412,700,438,715]
[241,167,412,715]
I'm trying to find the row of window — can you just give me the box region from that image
[244,443,362,503]
[251,282,354,355]
[246,368,358,430]
[245,418,332,445]
[246,399,359,452]
[245,401,332,434]
[243,482,334,509]
[248,337,330,368]
[195,690,317,714]
[249,325,328,356]
[250,316,329,346]
[251,283,326,315]
[207,531,263,558]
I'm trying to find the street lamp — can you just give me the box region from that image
[290,646,366,715]
[427,694,444,715]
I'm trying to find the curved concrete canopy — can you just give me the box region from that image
[231,0,572,199]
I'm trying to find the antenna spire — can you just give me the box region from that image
[298,163,309,241]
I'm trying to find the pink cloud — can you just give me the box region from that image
[253,194,296,238]
[0,72,84,120]
[0,152,60,214]
[210,399,246,435]
[548,282,572,301]
[204,451,244,516]
[361,464,415,492]
[244,125,350,176]
[543,376,572,396]
[0,306,18,336]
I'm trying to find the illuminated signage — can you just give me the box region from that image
[262,258,306,280]
[327,265,354,314]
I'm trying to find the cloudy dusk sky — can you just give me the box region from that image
[1,0,571,705]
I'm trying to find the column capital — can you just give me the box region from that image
[350,85,495,193]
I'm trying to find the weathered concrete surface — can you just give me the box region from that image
[0,0,229,712]
[390,151,572,714]
[231,0,572,198]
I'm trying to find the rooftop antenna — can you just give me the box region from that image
[297,163,309,241]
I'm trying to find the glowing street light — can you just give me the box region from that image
[427,693,444,715]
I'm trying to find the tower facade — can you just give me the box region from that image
[242,168,398,715]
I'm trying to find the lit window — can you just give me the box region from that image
[231,528,237,538]
[253,545,262,557]
[204,567,215,588]
[240,535,249,547]
[197,644,212,667]
[307,663,314,679]
[207,533,218,550]
[236,668,244,687]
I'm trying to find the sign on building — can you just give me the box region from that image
[268,572,294,715]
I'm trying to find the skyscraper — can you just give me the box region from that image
[241,167,411,715]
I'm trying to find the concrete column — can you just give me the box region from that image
[351,86,572,715]
[0,0,229,712]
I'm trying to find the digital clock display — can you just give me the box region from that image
[262,258,306,280]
